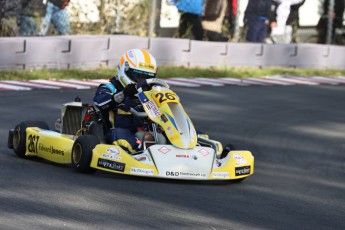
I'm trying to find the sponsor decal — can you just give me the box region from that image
[158,146,171,154]
[176,154,189,158]
[97,159,125,172]
[166,171,207,178]
[139,62,155,70]
[131,167,154,175]
[38,143,64,155]
[166,126,174,135]
[102,148,121,160]
[133,153,149,162]
[144,100,161,118]
[233,154,248,166]
[235,166,251,176]
[212,172,229,178]
[198,148,210,156]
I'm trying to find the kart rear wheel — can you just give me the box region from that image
[72,135,99,173]
[12,121,49,158]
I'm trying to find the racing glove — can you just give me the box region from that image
[113,91,124,103]
[136,80,148,89]
[123,84,137,98]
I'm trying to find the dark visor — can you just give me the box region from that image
[125,68,156,82]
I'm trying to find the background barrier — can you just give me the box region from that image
[1,35,345,71]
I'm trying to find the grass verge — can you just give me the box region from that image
[0,66,345,80]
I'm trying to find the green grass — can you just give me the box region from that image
[0,66,345,80]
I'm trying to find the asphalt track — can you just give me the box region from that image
[1,85,344,230]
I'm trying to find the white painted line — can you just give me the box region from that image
[193,78,225,86]
[30,80,90,89]
[0,83,31,90]
[164,79,200,87]
[1,80,60,89]
[313,76,345,84]
[263,76,295,85]
[218,78,250,86]
[58,79,101,87]
[168,77,223,86]
[242,78,272,85]
[269,76,319,85]
[288,77,321,85]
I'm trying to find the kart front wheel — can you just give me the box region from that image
[72,135,99,173]
[12,121,49,158]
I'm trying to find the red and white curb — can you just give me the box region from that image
[0,76,345,91]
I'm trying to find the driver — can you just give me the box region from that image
[93,49,156,154]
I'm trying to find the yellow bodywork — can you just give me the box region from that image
[90,144,158,176]
[210,151,254,180]
[141,87,198,149]
[25,127,74,164]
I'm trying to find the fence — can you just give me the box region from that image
[0,0,344,45]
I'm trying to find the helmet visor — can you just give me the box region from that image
[125,68,156,83]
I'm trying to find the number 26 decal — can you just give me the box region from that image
[155,92,177,104]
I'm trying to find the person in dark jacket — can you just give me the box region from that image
[287,0,305,43]
[20,0,46,36]
[173,0,205,40]
[317,0,345,44]
[243,0,274,43]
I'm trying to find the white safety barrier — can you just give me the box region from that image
[1,35,344,70]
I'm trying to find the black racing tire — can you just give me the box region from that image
[12,121,49,158]
[72,135,99,173]
[86,122,105,144]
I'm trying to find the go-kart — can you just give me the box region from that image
[8,78,254,181]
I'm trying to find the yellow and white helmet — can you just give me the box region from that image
[117,49,157,87]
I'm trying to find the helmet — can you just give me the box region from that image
[117,49,157,87]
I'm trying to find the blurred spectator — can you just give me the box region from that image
[243,0,274,43]
[173,0,204,40]
[317,0,345,44]
[0,0,21,36]
[20,0,46,36]
[40,0,71,35]
[202,0,228,41]
[270,0,304,44]
[287,0,305,43]
[225,0,238,40]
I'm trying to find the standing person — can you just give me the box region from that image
[317,0,345,44]
[19,0,46,36]
[93,49,157,154]
[39,0,71,35]
[243,0,274,43]
[270,0,305,44]
[173,0,205,40]
[225,0,238,40]
[0,0,22,36]
[287,0,305,43]
[202,0,228,41]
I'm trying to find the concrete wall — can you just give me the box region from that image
[1,35,344,70]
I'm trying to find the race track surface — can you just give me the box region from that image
[1,85,344,230]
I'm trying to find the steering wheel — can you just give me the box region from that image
[136,78,169,93]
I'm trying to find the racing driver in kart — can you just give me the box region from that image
[93,49,156,154]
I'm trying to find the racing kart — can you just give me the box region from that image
[8,79,254,181]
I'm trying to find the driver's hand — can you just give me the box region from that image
[136,80,148,89]
[123,84,137,97]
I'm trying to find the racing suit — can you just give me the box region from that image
[93,77,146,153]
